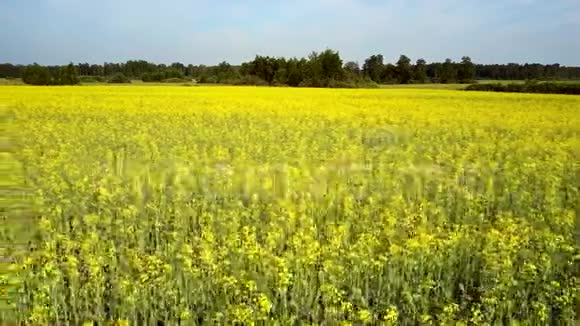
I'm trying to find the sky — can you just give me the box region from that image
[1,0,579,66]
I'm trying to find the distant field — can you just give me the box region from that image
[475,80,526,84]
[379,83,467,90]
[1,86,578,324]
[82,79,199,86]
[0,78,23,85]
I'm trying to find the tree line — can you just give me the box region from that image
[1,49,579,86]
[466,81,580,95]
[19,63,80,85]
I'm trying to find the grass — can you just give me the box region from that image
[476,80,526,85]
[0,79,24,85]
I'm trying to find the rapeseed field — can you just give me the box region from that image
[1,86,578,324]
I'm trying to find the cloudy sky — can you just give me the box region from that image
[1,0,579,65]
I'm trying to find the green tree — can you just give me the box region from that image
[344,61,360,76]
[215,61,238,83]
[303,49,344,86]
[439,58,457,83]
[56,63,80,85]
[170,62,186,75]
[22,64,52,85]
[305,51,323,85]
[286,58,306,87]
[396,55,412,84]
[107,73,131,83]
[249,56,278,84]
[142,71,165,82]
[362,54,384,83]
[381,63,398,83]
[413,58,427,83]
[458,56,475,83]
[318,49,343,81]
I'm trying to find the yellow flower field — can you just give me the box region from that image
[1,86,579,324]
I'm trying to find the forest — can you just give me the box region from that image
[1,49,579,87]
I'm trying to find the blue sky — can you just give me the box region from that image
[1,0,579,65]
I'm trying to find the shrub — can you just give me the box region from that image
[326,79,357,88]
[79,76,105,83]
[162,77,190,83]
[199,75,218,84]
[143,70,186,82]
[142,72,165,82]
[164,69,184,79]
[107,73,131,84]
[231,75,269,86]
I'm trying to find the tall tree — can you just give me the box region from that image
[57,63,80,85]
[0,64,24,78]
[439,58,457,83]
[170,62,185,75]
[22,64,52,85]
[344,61,361,82]
[215,61,237,82]
[77,63,90,75]
[318,49,343,81]
[249,55,278,84]
[362,54,384,83]
[413,58,427,83]
[381,64,398,83]
[458,56,475,83]
[286,58,306,87]
[396,55,412,84]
